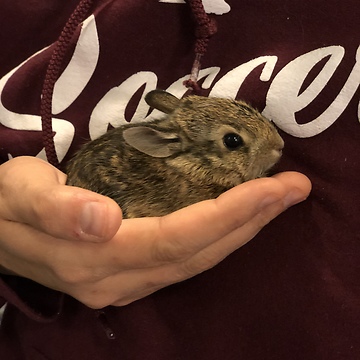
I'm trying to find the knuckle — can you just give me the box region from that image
[76,288,129,309]
[153,240,193,264]
[51,264,114,309]
[80,295,111,309]
[32,188,60,226]
[255,200,285,229]
[153,219,194,264]
[55,273,111,309]
[180,252,218,278]
[52,264,92,286]
[0,164,22,216]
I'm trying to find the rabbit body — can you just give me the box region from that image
[66,91,284,218]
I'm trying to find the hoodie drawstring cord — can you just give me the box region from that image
[184,0,218,93]
[41,0,216,166]
[41,0,94,168]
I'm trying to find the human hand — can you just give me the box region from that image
[0,156,122,273]
[0,156,311,308]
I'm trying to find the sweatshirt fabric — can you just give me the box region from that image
[0,0,359,359]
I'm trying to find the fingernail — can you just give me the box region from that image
[80,201,107,238]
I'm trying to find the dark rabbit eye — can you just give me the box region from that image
[223,133,244,150]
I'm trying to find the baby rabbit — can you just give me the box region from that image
[66,90,284,218]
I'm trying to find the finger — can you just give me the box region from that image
[177,198,291,277]
[105,171,311,269]
[0,171,311,308]
[0,157,122,242]
[173,171,311,277]
[70,199,290,307]
[33,171,310,279]
[0,217,118,292]
[176,171,311,274]
[98,173,312,307]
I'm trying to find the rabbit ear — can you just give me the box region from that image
[145,90,181,114]
[123,126,181,158]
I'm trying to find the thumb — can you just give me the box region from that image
[0,157,122,242]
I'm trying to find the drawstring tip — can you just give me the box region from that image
[183,53,202,94]
[183,79,202,94]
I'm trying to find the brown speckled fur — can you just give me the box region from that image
[66,91,284,218]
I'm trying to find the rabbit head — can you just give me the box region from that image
[122,90,284,189]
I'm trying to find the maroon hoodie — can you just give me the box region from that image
[0,0,359,359]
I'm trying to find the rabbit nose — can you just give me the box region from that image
[275,150,282,159]
[271,149,282,161]
[271,137,284,159]
[270,138,283,159]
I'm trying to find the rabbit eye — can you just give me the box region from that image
[223,133,244,150]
